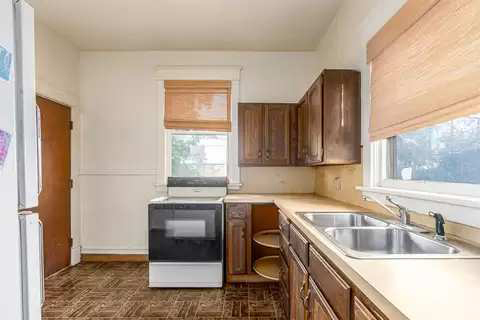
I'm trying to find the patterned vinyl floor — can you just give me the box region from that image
[43,262,286,320]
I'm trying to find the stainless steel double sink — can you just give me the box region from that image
[300,212,462,259]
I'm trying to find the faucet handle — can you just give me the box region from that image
[429,211,446,241]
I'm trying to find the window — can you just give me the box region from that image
[170,133,227,177]
[389,113,480,185]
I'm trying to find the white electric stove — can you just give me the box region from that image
[148,177,227,288]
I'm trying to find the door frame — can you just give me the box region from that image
[36,88,80,266]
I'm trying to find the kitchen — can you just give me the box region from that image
[1,0,480,319]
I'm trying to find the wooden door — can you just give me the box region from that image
[322,70,361,165]
[297,100,308,165]
[307,77,324,165]
[289,247,308,320]
[308,278,338,320]
[227,219,247,274]
[238,103,264,166]
[36,96,71,277]
[263,104,290,165]
[353,297,378,320]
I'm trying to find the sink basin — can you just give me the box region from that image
[301,212,389,229]
[324,227,460,258]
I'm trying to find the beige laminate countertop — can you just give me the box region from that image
[224,194,480,320]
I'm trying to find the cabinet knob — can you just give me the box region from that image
[266,150,271,159]
[257,150,262,158]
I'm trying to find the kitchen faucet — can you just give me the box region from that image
[362,194,426,233]
[385,196,410,225]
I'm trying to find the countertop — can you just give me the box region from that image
[224,194,480,320]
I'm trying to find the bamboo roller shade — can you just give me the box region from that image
[368,0,480,141]
[164,80,232,131]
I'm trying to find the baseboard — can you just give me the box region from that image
[71,246,81,266]
[81,247,148,255]
[81,254,148,262]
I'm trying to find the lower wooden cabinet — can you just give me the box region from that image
[308,278,338,320]
[226,218,247,274]
[289,247,308,320]
[226,203,251,278]
[353,296,382,320]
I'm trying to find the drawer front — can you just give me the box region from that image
[226,203,249,219]
[289,225,309,266]
[278,211,290,240]
[309,247,351,320]
[280,233,289,262]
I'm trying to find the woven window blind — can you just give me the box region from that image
[164,80,231,131]
[368,0,480,141]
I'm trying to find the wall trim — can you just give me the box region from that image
[79,169,157,176]
[71,246,81,266]
[81,254,148,262]
[81,247,148,255]
[154,65,242,81]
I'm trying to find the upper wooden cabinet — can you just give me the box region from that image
[238,69,360,167]
[239,103,295,166]
[238,104,264,166]
[298,69,361,166]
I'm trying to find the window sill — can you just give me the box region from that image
[357,186,480,209]
[357,186,480,228]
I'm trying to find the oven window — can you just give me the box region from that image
[164,209,216,239]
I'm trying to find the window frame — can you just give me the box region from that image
[359,138,480,228]
[166,130,229,179]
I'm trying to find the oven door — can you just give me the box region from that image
[148,203,223,262]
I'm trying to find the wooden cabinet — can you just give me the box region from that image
[353,297,380,320]
[308,278,338,320]
[289,247,308,320]
[227,218,247,274]
[226,204,251,277]
[238,103,295,166]
[297,100,309,164]
[306,76,324,165]
[322,70,361,165]
[238,104,264,166]
[264,105,290,165]
[297,69,361,166]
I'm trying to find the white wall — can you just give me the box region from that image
[79,51,319,253]
[34,21,82,264]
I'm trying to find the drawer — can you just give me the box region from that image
[280,233,289,262]
[289,224,309,266]
[309,247,351,320]
[226,203,250,219]
[279,250,289,291]
[278,211,290,240]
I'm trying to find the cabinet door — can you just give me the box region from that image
[297,100,308,164]
[322,70,361,164]
[308,278,338,320]
[227,219,247,274]
[353,297,379,320]
[307,77,324,165]
[239,103,264,166]
[264,104,290,165]
[289,247,308,320]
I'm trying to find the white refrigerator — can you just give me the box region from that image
[0,0,42,320]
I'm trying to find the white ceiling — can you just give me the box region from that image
[28,0,342,51]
